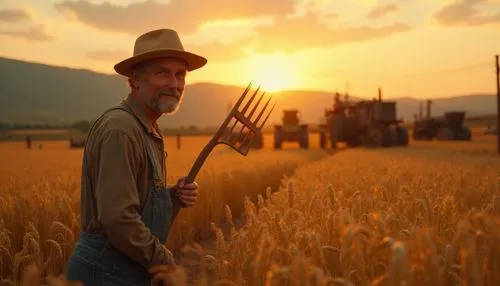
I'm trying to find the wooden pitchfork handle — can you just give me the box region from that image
[172,81,275,206]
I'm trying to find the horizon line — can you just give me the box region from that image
[0,55,496,101]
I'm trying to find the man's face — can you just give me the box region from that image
[133,57,188,115]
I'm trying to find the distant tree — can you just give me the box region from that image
[71,120,91,133]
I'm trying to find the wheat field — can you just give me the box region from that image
[1,131,500,285]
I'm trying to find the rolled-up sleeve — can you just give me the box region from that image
[95,128,172,267]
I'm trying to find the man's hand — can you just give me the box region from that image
[171,176,198,207]
[149,246,177,285]
[149,264,176,285]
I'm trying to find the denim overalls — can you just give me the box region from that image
[66,105,175,285]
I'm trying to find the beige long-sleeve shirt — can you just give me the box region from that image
[79,95,180,268]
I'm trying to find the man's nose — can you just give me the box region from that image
[163,73,178,89]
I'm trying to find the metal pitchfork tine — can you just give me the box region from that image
[171,81,274,221]
[184,81,275,185]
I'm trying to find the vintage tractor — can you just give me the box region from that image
[412,100,471,141]
[69,137,86,148]
[274,110,309,149]
[319,89,409,149]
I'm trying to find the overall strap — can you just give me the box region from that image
[143,135,165,188]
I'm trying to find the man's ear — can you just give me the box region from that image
[130,73,141,89]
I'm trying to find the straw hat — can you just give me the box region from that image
[114,29,207,77]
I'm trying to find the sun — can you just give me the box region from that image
[254,65,292,92]
[246,53,297,93]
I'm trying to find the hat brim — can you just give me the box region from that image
[114,49,207,77]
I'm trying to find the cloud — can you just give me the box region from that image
[54,0,297,35]
[0,24,54,41]
[366,4,399,19]
[0,9,31,22]
[433,0,500,26]
[180,18,267,61]
[86,49,130,61]
[58,1,412,61]
[252,12,412,53]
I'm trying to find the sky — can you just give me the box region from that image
[0,0,499,99]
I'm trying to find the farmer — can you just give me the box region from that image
[66,28,207,285]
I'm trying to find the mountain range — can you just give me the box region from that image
[0,56,497,129]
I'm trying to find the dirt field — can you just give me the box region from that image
[0,129,499,285]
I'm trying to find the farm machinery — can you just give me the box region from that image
[69,137,86,148]
[319,89,409,149]
[412,100,472,141]
[274,110,309,149]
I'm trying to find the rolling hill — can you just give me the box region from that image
[0,56,497,129]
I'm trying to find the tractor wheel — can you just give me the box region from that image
[436,127,453,140]
[369,125,392,147]
[346,128,360,147]
[347,137,360,147]
[381,126,392,147]
[300,127,309,149]
[458,127,472,141]
[300,137,309,149]
[389,127,399,145]
[359,133,369,148]
[320,131,326,149]
[398,127,409,146]
[329,115,342,149]
[330,132,338,149]
[391,126,409,146]
[274,129,282,149]
[364,130,377,148]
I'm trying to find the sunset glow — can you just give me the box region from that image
[0,3,500,283]
[247,53,298,92]
[0,0,498,99]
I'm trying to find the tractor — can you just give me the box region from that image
[319,89,409,149]
[274,110,309,149]
[69,137,86,148]
[412,100,472,141]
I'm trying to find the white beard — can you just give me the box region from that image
[153,95,181,114]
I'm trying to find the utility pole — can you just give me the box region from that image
[496,54,499,155]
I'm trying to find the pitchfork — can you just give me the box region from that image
[173,82,275,209]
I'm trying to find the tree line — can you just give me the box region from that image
[0,120,92,133]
